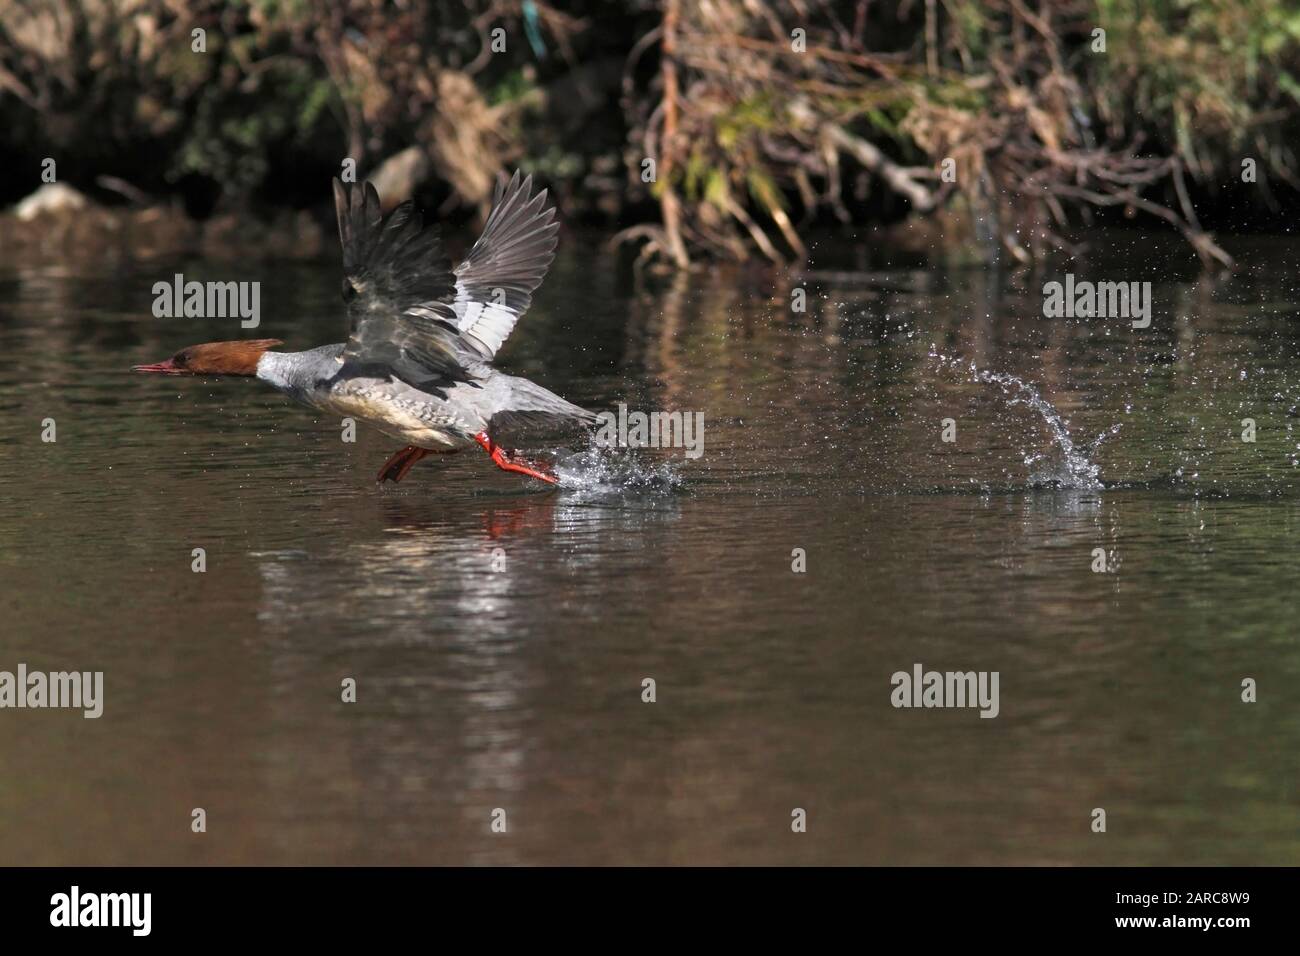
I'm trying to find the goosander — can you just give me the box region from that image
[134,172,594,485]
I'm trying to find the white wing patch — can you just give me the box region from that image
[450,171,559,360]
[453,294,520,358]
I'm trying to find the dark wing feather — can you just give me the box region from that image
[332,178,472,382]
[451,171,559,359]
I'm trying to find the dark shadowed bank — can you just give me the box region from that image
[1,0,1297,268]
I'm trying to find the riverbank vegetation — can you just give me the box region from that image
[1,0,1296,267]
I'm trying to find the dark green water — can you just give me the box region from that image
[0,232,1298,864]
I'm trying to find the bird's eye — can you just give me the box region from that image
[173,351,189,367]
[342,279,358,302]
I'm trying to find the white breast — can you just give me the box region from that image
[318,386,466,449]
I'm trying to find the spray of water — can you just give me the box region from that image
[931,349,1120,490]
[552,435,685,496]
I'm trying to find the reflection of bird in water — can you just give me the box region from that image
[134,172,594,486]
[246,491,681,862]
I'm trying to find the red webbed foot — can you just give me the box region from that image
[377,446,430,483]
[474,432,559,485]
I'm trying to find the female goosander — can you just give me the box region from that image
[134,172,594,485]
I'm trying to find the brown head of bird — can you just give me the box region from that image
[132,339,284,376]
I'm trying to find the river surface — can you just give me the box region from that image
[0,230,1297,864]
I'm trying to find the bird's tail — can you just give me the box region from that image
[489,375,597,434]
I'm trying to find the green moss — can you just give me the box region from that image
[488,70,537,107]
[714,93,780,151]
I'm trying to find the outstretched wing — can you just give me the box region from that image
[333,179,472,383]
[451,171,559,359]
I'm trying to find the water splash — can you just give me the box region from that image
[931,349,1120,490]
[552,437,685,496]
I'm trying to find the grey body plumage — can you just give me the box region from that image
[257,344,594,450]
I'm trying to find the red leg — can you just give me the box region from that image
[474,432,559,485]
[377,445,430,483]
